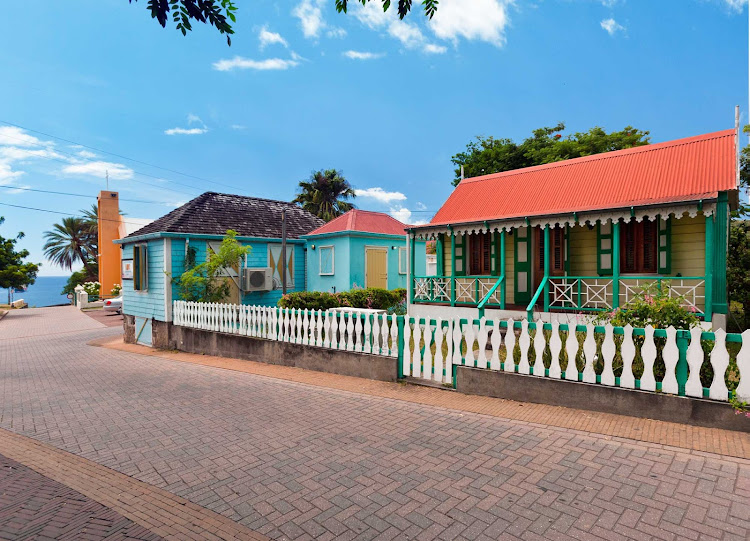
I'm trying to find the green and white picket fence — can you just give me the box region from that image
[172,301,749,403]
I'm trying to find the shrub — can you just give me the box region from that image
[111,283,122,296]
[278,287,406,311]
[593,284,700,330]
[82,281,101,301]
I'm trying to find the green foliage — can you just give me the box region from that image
[451,123,651,186]
[43,208,98,275]
[62,270,89,296]
[173,230,250,302]
[83,281,101,301]
[293,169,356,221]
[728,221,750,330]
[335,0,438,19]
[129,0,237,45]
[594,284,700,330]
[0,216,40,298]
[278,288,406,311]
[111,283,122,296]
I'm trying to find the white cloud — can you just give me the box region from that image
[415,201,427,211]
[4,183,31,194]
[62,161,134,180]
[0,146,66,162]
[230,124,247,130]
[389,206,427,226]
[0,162,23,183]
[259,26,288,49]
[600,18,625,36]
[164,127,208,136]
[212,56,300,71]
[429,0,510,47]
[343,50,385,60]
[293,0,325,38]
[77,150,97,159]
[0,126,46,147]
[722,0,747,11]
[326,27,347,38]
[353,2,448,54]
[356,187,407,203]
[165,114,208,136]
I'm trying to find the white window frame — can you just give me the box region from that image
[319,245,335,276]
[398,246,407,275]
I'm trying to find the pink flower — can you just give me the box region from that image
[689,306,697,313]
[736,410,741,415]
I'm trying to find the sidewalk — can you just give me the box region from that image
[93,335,750,460]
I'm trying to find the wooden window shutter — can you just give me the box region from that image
[133,246,140,290]
[596,222,613,275]
[643,220,657,273]
[657,215,671,274]
[482,233,491,274]
[436,234,444,275]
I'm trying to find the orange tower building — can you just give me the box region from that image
[97,191,122,298]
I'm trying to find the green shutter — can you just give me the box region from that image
[133,245,141,290]
[454,234,466,276]
[492,232,501,276]
[436,234,444,275]
[596,222,613,276]
[657,215,671,274]
[513,227,531,304]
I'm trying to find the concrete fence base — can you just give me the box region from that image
[140,320,399,382]
[455,366,748,433]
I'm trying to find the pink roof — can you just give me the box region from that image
[430,129,737,226]
[306,209,409,236]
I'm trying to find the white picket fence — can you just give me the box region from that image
[402,317,750,401]
[173,301,399,357]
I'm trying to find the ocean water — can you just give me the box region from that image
[1,276,71,308]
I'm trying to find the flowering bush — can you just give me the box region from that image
[83,281,101,301]
[594,284,700,330]
[111,283,122,296]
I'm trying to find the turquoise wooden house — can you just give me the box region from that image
[115,192,324,345]
[302,209,427,293]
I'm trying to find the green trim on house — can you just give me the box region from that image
[513,227,531,305]
[712,192,729,314]
[596,222,613,276]
[657,215,672,274]
[436,234,444,275]
[612,220,620,309]
[454,234,466,277]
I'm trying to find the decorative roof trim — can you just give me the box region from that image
[412,201,715,240]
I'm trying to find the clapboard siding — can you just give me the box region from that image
[122,240,166,321]
[568,225,598,276]
[671,215,705,277]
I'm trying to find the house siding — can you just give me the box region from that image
[568,225,598,276]
[122,240,166,322]
[306,236,351,294]
[671,215,705,277]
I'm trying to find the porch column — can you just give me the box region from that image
[500,230,506,309]
[450,232,456,306]
[543,225,550,312]
[612,220,620,309]
[705,213,714,322]
[408,233,416,305]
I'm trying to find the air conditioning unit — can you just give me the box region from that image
[241,267,273,292]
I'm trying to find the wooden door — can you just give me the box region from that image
[365,248,388,289]
[533,227,565,293]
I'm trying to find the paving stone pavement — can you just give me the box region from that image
[0,452,163,541]
[1,307,749,540]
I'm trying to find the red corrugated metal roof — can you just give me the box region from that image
[306,209,409,236]
[430,129,737,226]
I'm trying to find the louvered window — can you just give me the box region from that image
[469,232,492,275]
[621,219,657,273]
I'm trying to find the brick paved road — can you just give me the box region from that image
[0,452,162,541]
[1,307,749,540]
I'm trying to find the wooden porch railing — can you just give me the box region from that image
[412,276,505,308]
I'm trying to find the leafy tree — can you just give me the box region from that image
[728,221,750,329]
[451,123,651,186]
[174,230,250,302]
[0,217,40,304]
[130,0,437,45]
[293,169,356,221]
[43,216,97,276]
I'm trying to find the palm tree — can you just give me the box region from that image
[43,216,97,275]
[293,169,356,221]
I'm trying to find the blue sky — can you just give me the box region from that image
[0,0,747,276]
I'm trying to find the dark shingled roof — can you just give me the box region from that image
[125,192,326,240]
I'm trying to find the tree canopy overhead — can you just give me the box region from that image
[130,0,436,44]
[450,123,651,186]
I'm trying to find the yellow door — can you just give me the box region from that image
[365,248,388,289]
